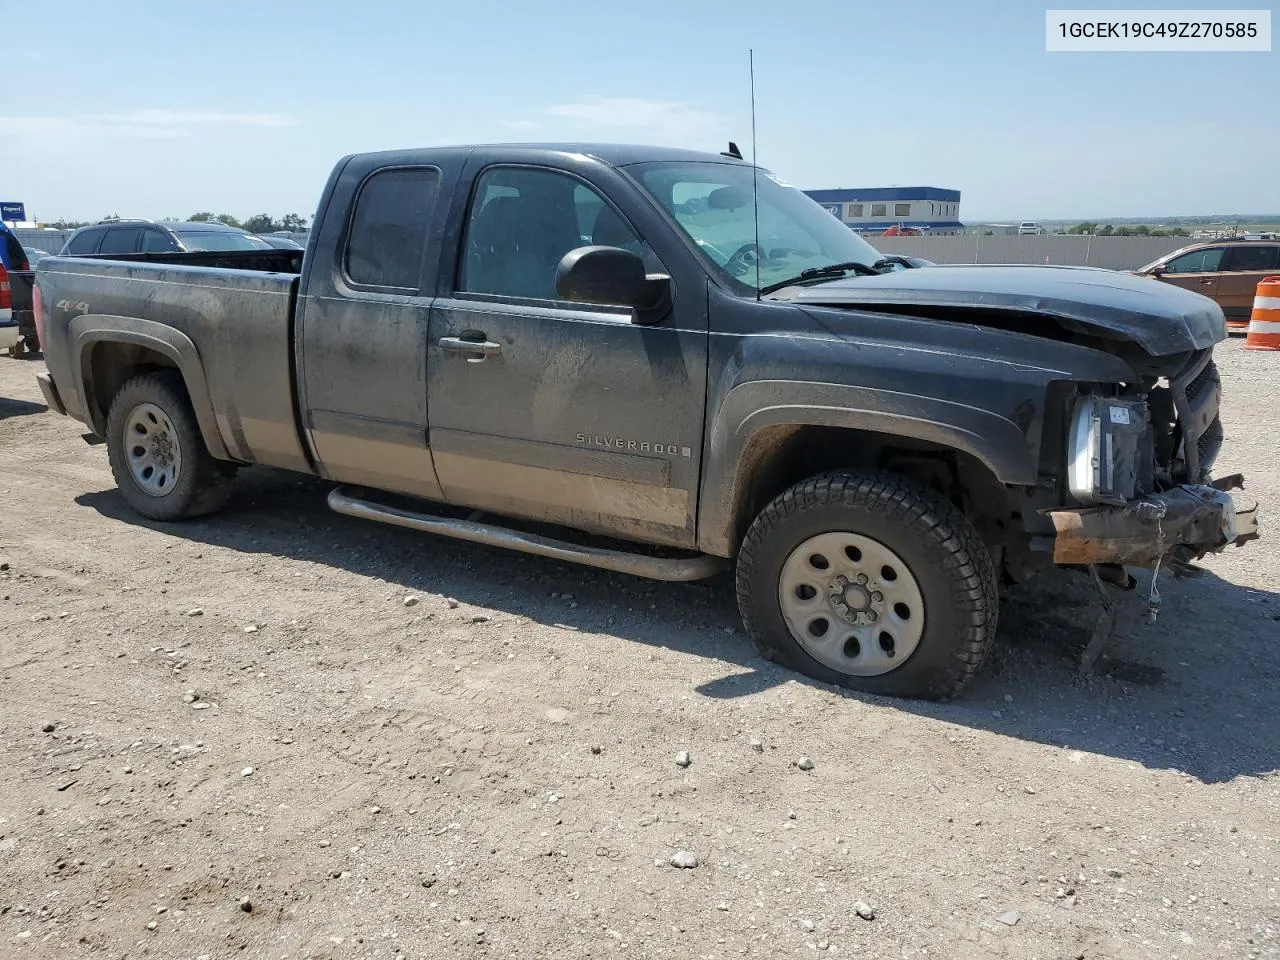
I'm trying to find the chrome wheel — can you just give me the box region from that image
[777,531,925,676]
[124,402,182,497]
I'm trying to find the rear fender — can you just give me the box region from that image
[69,314,231,461]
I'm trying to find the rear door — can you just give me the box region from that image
[1219,244,1280,324]
[425,157,709,548]
[1157,246,1224,301]
[297,154,462,500]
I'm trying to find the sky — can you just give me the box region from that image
[3,0,1277,223]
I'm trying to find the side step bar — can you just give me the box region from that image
[327,486,728,582]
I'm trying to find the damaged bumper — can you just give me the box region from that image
[1048,476,1260,567]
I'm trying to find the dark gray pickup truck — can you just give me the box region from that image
[33,143,1258,699]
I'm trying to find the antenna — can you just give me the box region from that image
[750,48,761,300]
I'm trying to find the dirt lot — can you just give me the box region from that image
[0,344,1276,960]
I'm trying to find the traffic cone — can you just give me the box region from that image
[1244,276,1280,351]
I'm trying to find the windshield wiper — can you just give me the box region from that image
[759,260,881,295]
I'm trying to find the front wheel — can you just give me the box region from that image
[105,371,235,521]
[736,470,998,700]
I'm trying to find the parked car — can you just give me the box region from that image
[1135,239,1280,331]
[0,261,16,355]
[25,248,55,264]
[58,219,275,256]
[34,143,1257,700]
[259,234,305,250]
[1018,221,1043,235]
[0,224,38,356]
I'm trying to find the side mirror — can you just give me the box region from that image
[1149,265,1167,277]
[555,246,671,325]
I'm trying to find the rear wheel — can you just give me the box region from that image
[736,470,998,700]
[105,371,234,521]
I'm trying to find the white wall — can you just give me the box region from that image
[872,234,1192,271]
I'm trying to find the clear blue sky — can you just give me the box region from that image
[4,0,1276,222]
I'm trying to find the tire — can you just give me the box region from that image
[736,470,998,700]
[105,371,235,521]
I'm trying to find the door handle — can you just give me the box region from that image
[439,336,502,360]
[1199,278,1214,284]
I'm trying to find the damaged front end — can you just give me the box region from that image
[1048,475,1259,568]
[1037,347,1259,672]
[1048,348,1258,571]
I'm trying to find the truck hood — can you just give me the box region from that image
[777,264,1224,356]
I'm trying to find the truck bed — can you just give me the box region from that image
[36,254,312,474]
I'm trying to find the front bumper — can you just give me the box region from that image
[1048,477,1259,567]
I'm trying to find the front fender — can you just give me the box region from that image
[697,379,1035,556]
[69,314,231,461]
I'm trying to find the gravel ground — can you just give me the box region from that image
[0,342,1277,960]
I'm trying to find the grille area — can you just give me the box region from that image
[1178,354,1222,478]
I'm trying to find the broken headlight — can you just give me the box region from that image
[1066,393,1150,505]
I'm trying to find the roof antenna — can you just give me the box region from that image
[750,48,761,301]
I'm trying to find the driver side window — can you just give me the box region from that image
[1164,248,1224,273]
[460,167,660,301]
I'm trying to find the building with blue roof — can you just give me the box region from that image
[803,187,964,235]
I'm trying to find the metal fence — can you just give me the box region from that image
[872,234,1191,271]
[12,228,1188,273]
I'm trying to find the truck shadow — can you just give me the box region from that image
[0,396,48,420]
[76,466,1279,786]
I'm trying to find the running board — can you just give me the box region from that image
[327,486,728,582]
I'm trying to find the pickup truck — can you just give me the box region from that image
[33,143,1259,699]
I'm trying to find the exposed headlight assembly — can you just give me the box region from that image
[1067,394,1149,505]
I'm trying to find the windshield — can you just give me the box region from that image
[631,161,882,293]
[175,231,272,252]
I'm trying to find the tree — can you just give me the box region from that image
[214,214,242,228]
[280,213,308,231]
[1067,222,1097,235]
[242,214,279,234]
[189,211,216,222]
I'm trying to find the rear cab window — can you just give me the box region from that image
[343,167,442,290]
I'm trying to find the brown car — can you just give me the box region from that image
[1136,239,1280,331]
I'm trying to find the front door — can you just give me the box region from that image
[1156,246,1223,302]
[1219,244,1280,324]
[426,163,708,548]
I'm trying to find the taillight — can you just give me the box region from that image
[0,264,10,310]
[32,283,45,349]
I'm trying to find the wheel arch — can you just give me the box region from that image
[69,315,230,461]
[699,382,1035,557]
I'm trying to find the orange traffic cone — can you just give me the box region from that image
[1244,276,1280,351]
